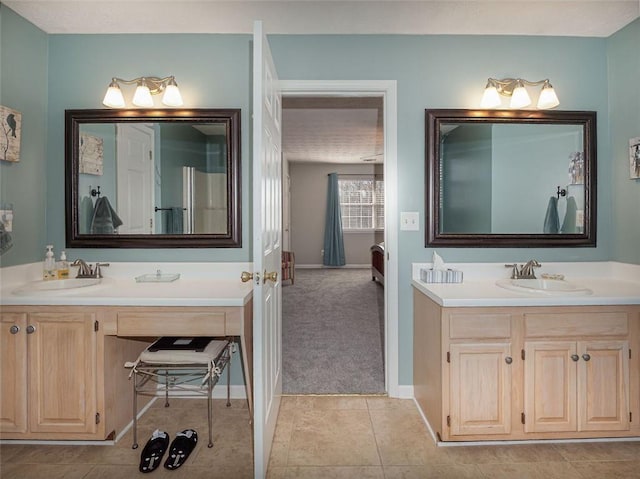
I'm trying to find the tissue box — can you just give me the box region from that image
[420,268,463,284]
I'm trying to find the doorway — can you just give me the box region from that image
[279,80,399,396]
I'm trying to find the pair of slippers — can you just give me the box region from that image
[139,429,198,473]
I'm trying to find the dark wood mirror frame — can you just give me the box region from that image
[426,109,597,247]
[65,108,241,248]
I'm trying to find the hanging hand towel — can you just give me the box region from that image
[167,207,184,234]
[90,196,123,234]
[561,196,578,233]
[543,196,560,234]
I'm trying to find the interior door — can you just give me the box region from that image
[252,20,283,479]
[116,124,154,234]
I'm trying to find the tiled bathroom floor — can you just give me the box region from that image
[0,398,253,479]
[267,395,640,479]
[2,396,640,478]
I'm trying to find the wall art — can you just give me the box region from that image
[0,105,22,163]
[630,136,640,179]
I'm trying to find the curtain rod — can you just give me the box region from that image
[327,173,384,176]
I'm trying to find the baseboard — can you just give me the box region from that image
[392,385,414,399]
[161,384,247,399]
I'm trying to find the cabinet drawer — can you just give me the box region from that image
[449,313,511,339]
[524,312,628,338]
[117,311,227,336]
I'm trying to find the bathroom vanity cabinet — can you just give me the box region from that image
[1,300,253,441]
[413,289,640,442]
[0,306,148,440]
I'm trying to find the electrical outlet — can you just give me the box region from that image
[400,212,419,231]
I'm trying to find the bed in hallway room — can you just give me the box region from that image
[370,242,384,285]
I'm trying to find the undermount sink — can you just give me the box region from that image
[496,278,592,296]
[13,278,102,295]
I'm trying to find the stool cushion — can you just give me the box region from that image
[139,339,228,365]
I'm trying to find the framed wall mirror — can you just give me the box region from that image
[426,109,596,247]
[65,108,241,248]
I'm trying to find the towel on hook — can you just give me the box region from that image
[543,196,560,234]
[79,196,94,234]
[90,196,123,234]
[165,207,184,234]
[561,196,578,233]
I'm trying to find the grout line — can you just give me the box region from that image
[366,397,385,470]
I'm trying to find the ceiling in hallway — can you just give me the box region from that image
[5,0,639,37]
[282,96,384,165]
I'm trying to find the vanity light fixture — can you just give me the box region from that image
[102,76,183,108]
[480,78,559,110]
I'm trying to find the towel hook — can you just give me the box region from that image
[90,185,101,197]
[556,186,567,199]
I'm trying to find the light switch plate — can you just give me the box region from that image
[400,212,419,231]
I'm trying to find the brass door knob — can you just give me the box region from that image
[264,271,278,283]
[241,271,254,283]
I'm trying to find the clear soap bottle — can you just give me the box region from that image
[43,245,56,280]
[57,250,69,279]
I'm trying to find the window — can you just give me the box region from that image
[338,176,384,230]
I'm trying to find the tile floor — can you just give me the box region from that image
[0,398,253,479]
[2,395,640,478]
[267,395,640,479]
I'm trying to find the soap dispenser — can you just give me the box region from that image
[43,245,56,280]
[57,251,70,279]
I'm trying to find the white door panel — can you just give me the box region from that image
[252,20,283,479]
[116,124,154,234]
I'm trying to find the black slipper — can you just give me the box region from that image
[164,429,198,470]
[139,429,170,473]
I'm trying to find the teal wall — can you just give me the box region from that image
[2,5,639,386]
[46,33,252,262]
[607,18,640,264]
[0,6,48,267]
[269,34,613,384]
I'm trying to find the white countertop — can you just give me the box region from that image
[0,262,253,307]
[412,261,640,307]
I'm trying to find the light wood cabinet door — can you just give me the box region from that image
[524,340,630,433]
[524,341,577,433]
[0,313,28,434]
[449,343,512,436]
[27,312,97,434]
[578,340,630,431]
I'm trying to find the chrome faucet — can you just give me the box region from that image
[505,260,541,279]
[72,259,110,279]
[72,259,92,278]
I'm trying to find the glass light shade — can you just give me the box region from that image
[132,82,154,107]
[162,81,183,107]
[480,85,501,108]
[537,84,560,109]
[510,82,531,108]
[102,82,125,108]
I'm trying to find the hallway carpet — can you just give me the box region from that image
[282,268,385,394]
